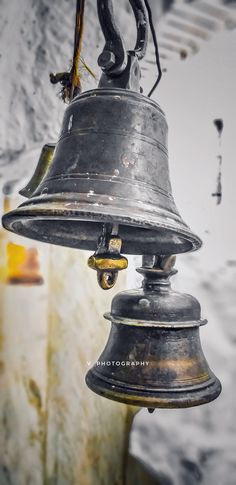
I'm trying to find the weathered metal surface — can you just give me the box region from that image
[2,88,201,255]
[86,256,221,408]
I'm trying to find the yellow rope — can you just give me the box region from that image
[50,0,96,103]
[70,0,85,100]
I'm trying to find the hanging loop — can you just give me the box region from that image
[97,0,148,76]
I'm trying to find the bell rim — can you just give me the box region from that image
[103,313,207,328]
[2,199,202,254]
[85,369,222,409]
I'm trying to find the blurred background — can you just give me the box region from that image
[0,0,236,483]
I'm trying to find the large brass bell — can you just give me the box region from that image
[2,0,201,290]
[2,89,201,256]
[86,256,221,408]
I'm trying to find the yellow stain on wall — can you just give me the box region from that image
[6,242,44,285]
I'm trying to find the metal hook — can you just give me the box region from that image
[97,0,148,76]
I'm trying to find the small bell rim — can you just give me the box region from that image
[85,369,222,409]
[103,313,207,328]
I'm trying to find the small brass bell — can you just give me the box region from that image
[86,256,221,408]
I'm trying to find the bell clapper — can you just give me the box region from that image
[88,223,128,290]
[148,408,155,414]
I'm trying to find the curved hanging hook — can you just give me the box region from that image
[97,0,148,75]
[129,0,148,60]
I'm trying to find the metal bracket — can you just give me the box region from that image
[97,0,148,90]
[98,52,141,91]
[88,223,128,290]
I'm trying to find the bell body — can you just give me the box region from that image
[86,265,221,408]
[3,88,201,255]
